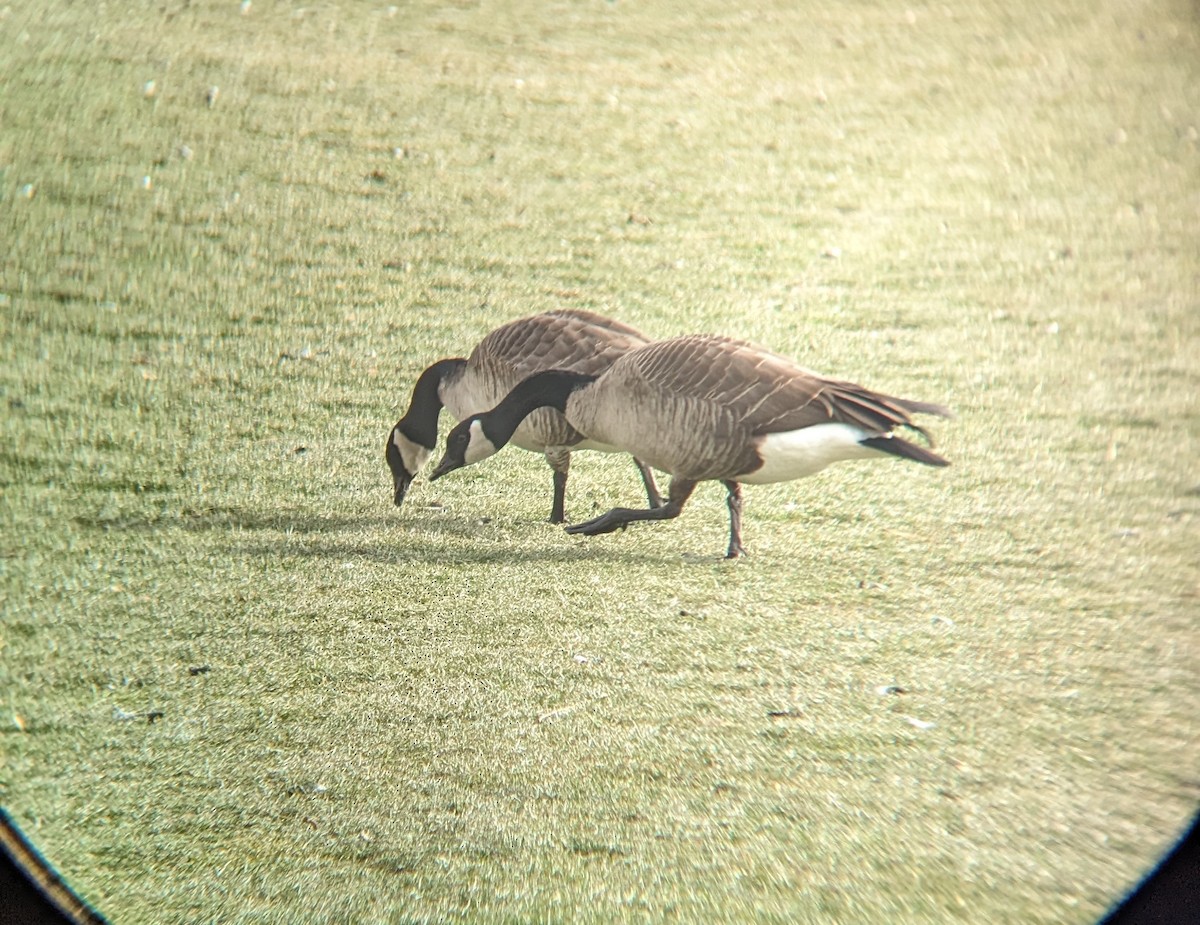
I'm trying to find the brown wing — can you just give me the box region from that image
[614,335,948,440]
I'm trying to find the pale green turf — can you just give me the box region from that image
[2,1,1198,922]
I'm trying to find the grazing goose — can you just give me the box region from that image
[386,309,662,523]
[428,334,951,557]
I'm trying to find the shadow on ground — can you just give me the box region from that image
[70,499,699,566]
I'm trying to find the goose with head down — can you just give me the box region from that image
[386,310,662,523]
[429,334,952,557]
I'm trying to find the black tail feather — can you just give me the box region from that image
[825,386,953,449]
[860,434,950,467]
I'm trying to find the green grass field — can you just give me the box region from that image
[2,1,1198,922]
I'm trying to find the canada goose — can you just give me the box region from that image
[386,309,662,523]
[428,334,951,557]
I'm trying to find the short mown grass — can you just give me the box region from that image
[2,1,1198,922]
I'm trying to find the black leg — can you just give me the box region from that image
[543,449,572,524]
[549,469,568,524]
[723,480,747,558]
[565,478,697,538]
[633,458,663,509]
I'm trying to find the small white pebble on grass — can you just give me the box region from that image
[903,715,936,730]
[538,704,580,723]
[930,614,955,629]
[875,684,906,696]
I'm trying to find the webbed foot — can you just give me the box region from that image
[564,510,631,536]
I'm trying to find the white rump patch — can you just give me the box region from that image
[739,423,883,485]
[464,419,499,465]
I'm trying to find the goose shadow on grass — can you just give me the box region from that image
[72,502,729,566]
[242,513,699,566]
[71,505,392,536]
[232,535,687,567]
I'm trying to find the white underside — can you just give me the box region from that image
[488,432,620,458]
[738,423,883,485]
[566,436,624,454]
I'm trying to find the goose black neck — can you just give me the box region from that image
[398,358,465,448]
[481,369,596,449]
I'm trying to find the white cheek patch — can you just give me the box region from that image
[394,432,432,475]
[463,419,499,465]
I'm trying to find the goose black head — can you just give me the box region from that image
[386,422,433,507]
[428,417,500,482]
